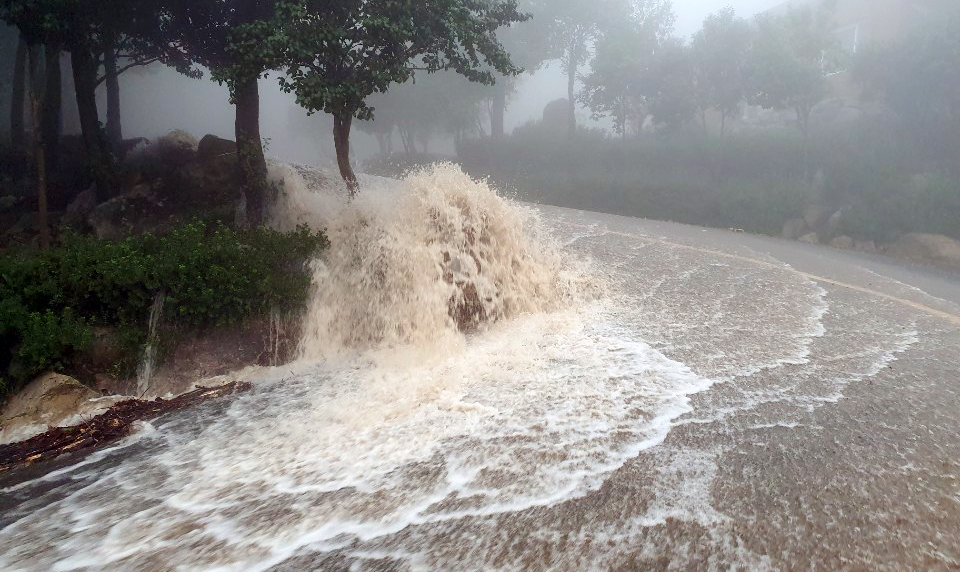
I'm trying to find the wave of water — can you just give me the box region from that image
[0,164,839,571]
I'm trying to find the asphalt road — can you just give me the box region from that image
[537,205,960,570]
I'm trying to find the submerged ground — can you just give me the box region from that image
[1,197,959,571]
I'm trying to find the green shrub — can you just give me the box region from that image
[0,221,328,398]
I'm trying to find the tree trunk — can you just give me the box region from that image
[72,48,112,199]
[566,53,577,139]
[333,112,358,197]
[10,35,27,150]
[234,75,268,226]
[27,45,49,249]
[104,37,123,153]
[491,84,506,139]
[41,44,62,169]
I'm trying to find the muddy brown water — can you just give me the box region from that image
[1,170,959,571]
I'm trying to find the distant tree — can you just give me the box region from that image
[691,8,752,137]
[749,5,841,160]
[642,39,697,132]
[854,6,960,175]
[579,0,674,137]
[487,0,554,138]
[276,0,526,195]
[540,0,630,138]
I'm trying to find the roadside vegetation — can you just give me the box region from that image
[0,222,327,400]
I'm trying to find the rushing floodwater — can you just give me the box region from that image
[2,165,959,571]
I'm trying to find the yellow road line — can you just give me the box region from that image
[565,222,960,327]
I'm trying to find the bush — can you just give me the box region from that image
[0,221,328,397]
[456,117,960,241]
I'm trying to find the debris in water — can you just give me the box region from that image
[0,381,251,474]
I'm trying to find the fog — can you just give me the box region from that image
[2,0,958,248]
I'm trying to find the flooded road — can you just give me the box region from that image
[2,170,959,571]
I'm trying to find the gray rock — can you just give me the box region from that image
[829,235,854,249]
[0,373,99,443]
[197,134,237,160]
[87,183,168,240]
[62,187,97,229]
[798,232,820,245]
[888,233,960,268]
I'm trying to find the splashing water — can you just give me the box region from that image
[295,163,588,360]
[0,162,869,571]
[136,290,166,397]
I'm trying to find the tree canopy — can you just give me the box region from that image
[275,0,527,192]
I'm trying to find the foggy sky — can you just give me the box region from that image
[506,1,784,133]
[110,1,790,167]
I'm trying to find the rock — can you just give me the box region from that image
[0,373,101,444]
[62,186,97,229]
[154,129,198,167]
[798,232,820,245]
[855,239,877,254]
[167,152,241,211]
[782,217,807,240]
[87,183,170,240]
[197,135,237,160]
[888,233,960,268]
[0,195,16,212]
[829,235,854,249]
[542,99,569,131]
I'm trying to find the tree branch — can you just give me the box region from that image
[95,58,160,86]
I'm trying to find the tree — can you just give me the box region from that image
[579,0,674,136]
[691,8,752,137]
[539,0,627,138]
[642,38,696,132]
[9,32,26,149]
[153,0,283,225]
[854,6,960,175]
[750,5,841,166]
[277,0,526,195]
[2,0,194,198]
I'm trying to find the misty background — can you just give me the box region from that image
[2,0,958,249]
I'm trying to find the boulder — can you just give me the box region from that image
[542,98,569,132]
[62,186,97,229]
[87,183,170,240]
[888,233,960,268]
[829,235,854,249]
[0,373,100,444]
[197,135,237,160]
[798,232,820,245]
[782,217,807,240]
[154,129,198,167]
